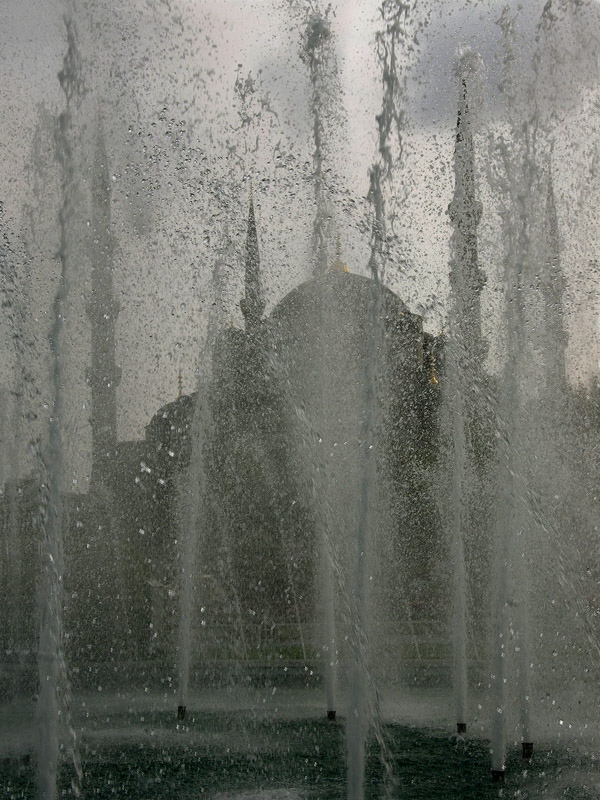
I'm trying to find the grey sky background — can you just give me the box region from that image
[1,0,599,487]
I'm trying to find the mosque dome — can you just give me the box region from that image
[266,269,428,434]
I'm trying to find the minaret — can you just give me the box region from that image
[541,162,567,387]
[87,117,121,489]
[447,56,487,366]
[240,189,265,335]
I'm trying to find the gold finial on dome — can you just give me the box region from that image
[429,353,439,385]
[330,234,349,273]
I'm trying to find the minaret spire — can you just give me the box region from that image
[87,113,121,488]
[448,53,487,365]
[240,189,265,335]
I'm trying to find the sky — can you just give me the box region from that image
[1,0,600,485]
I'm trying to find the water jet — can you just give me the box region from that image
[491,769,505,784]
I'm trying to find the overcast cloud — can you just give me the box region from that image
[1,0,599,484]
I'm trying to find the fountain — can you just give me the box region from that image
[1,0,600,798]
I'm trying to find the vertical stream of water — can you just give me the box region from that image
[347,4,414,797]
[176,260,221,718]
[490,7,537,775]
[36,16,83,800]
[301,7,339,718]
[443,51,487,735]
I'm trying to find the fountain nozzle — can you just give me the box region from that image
[491,769,505,783]
[522,742,533,759]
[177,705,186,721]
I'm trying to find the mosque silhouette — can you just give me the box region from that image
[0,72,503,691]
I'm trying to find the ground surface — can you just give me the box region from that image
[1,688,599,798]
